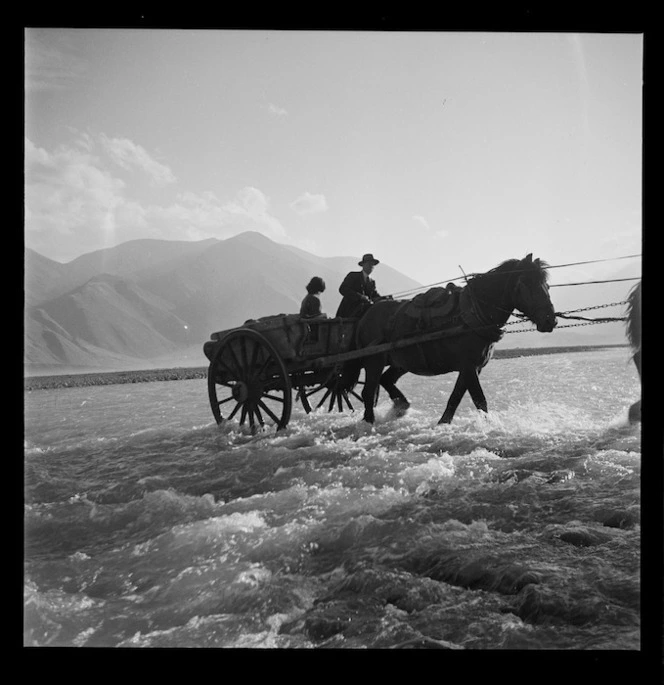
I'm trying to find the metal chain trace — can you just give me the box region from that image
[504,300,630,334]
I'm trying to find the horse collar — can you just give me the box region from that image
[459,287,505,342]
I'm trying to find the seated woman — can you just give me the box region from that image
[300,276,327,319]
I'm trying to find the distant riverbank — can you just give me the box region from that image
[24,344,629,391]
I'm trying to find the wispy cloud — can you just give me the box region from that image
[413,214,448,239]
[222,187,287,237]
[147,191,229,240]
[100,135,176,186]
[24,133,288,261]
[290,192,328,216]
[412,214,431,231]
[146,187,287,242]
[25,137,127,257]
[267,102,288,117]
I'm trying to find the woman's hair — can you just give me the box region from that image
[306,276,326,294]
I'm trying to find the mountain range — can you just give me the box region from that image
[24,231,639,375]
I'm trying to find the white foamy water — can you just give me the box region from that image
[24,349,642,649]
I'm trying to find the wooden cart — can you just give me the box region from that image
[203,314,367,430]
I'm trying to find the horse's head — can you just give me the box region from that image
[512,254,557,332]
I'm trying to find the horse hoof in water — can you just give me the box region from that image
[628,400,641,424]
[392,398,410,417]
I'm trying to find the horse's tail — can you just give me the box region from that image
[625,280,641,352]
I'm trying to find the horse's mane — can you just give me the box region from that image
[625,280,641,350]
[473,257,550,286]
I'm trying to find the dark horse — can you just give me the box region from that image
[343,254,557,424]
[625,280,641,423]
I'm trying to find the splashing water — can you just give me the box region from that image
[24,349,641,649]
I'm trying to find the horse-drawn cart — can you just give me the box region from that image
[203,254,560,430]
[203,297,490,430]
[203,295,477,431]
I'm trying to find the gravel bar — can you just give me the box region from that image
[24,345,628,391]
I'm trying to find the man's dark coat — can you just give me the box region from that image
[335,271,380,317]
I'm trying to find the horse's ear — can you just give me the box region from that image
[523,253,533,265]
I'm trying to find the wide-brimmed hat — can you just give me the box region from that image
[358,253,380,266]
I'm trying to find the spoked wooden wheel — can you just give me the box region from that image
[297,366,366,414]
[207,329,292,431]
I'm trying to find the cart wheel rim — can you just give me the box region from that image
[207,329,292,430]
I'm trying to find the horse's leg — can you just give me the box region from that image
[439,372,468,424]
[361,356,383,424]
[465,366,488,414]
[380,366,410,416]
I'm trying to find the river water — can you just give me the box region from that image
[24,348,642,650]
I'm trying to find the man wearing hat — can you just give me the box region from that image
[335,253,382,317]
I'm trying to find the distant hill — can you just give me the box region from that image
[25,238,219,307]
[24,231,422,373]
[25,248,69,307]
[25,273,190,364]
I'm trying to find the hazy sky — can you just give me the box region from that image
[25,29,642,288]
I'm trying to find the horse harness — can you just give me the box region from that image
[459,287,505,343]
[369,283,504,351]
